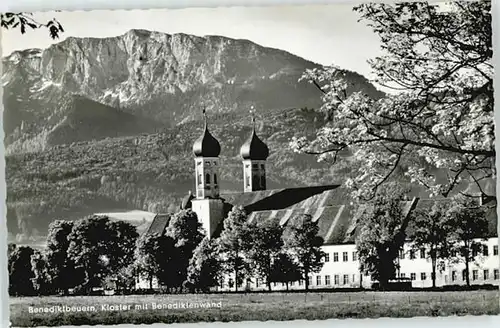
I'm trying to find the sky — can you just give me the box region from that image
[1,4,385,80]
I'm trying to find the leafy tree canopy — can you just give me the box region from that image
[293,1,494,200]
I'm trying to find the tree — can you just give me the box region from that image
[355,186,408,290]
[408,201,455,288]
[165,209,205,291]
[134,233,178,291]
[446,195,489,287]
[243,219,284,291]
[283,214,325,291]
[269,253,302,291]
[67,216,138,293]
[1,13,64,39]
[45,220,82,295]
[293,1,494,200]
[8,246,36,296]
[30,249,52,295]
[216,206,250,292]
[186,238,222,292]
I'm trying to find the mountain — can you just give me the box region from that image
[2,29,383,150]
[2,29,386,244]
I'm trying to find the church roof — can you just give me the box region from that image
[220,184,348,212]
[212,194,418,244]
[192,119,221,158]
[181,192,195,210]
[143,186,497,245]
[143,214,171,237]
[240,128,269,160]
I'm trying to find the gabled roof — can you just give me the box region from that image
[220,184,345,212]
[143,214,171,237]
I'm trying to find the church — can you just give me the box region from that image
[137,113,499,291]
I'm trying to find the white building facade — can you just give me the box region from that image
[218,237,499,291]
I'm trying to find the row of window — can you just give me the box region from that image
[325,245,499,263]
[399,245,498,260]
[197,173,218,185]
[255,274,357,288]
[450,269,499,281]
[398,269,500,281]
[241,268,500,289]
[324,251,357,263]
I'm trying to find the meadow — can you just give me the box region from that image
[10,290,500,326]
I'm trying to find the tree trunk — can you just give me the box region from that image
[149,276,153,290]
[464,242,470,287]
[431,256,437,288]
[305,270,309,291]
[286,282,289,291]
[267,281,271,292]
[234,269,238,292]
[360,270,363,289]
[465,256,470,287]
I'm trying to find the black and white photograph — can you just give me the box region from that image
[1,0,498,326]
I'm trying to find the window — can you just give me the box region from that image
[291,281,295,286]
[400,273,406,278]
[334,275,339,285]
[462,269,467,281]
[399,249,405,260]
[273,282,277,287]
[325,275,331,285]
[299,280,303,286]
[260,175,266,188]
[261,164,265,170]
[420,272,427,281]
[494,269,499,280]
[205,173,211,184]
[484,269,489,280]
[213,174,218,185]
[409,250,416,259]
[324,253,330,262]
[308,276,313,286]
[213,161,217,165]
[420,248,426,259]
[444,275,448,283]
[333,252,339,262]
[410,273,416,281]
[472,270,478,281]
[352,251,358,261]
[352,274,356,282]
[494,245,498,256]
[252,175,259,187]
[343,252,348,262]
[255,279,259,288]
[198,174,202,185]
[246,175,250,187]
[451,271,457,281]
[483,245,489,256]
[343,274,349,285]
[252,164,258,169]
[205,161,210,166]
[316,276,321,286]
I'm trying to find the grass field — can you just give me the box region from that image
[10,290,500,327]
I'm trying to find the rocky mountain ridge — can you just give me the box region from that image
[2,29,383,152]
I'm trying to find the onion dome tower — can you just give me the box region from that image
[192,108,221,199]
[240,107,269,192]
